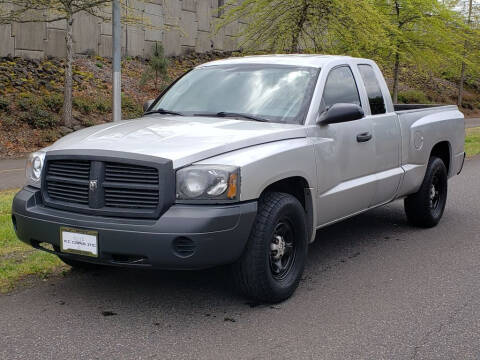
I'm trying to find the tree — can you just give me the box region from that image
[216,0,391,58]
[0,0,144,127]
[457,0,480,106]
[140,42,169,90]
[374,0,465,103]
[0,0,116,127]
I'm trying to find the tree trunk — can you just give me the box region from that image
[392,50,400,104]
[392,0,401,104]
[458,60,466,107]
[63,13,74,128]
[290,0,309,53]
[458,0,473,107]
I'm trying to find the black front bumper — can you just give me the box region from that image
[12,187,257,269]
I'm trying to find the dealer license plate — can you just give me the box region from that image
[60,227,98,258]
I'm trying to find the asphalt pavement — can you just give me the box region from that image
[466,118,480,128]
[0,156,479,359]
[0,158,25,190]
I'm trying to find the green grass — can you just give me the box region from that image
[0,190,64,293]
[466,127,480,158]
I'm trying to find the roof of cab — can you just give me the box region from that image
[197,54,362,68]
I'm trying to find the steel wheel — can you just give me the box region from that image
[269,219,296,280]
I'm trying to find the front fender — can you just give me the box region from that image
[195,138,317,202]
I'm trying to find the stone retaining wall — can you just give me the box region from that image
[0,0,242,59]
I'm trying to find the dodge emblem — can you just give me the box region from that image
[89,180,98,192]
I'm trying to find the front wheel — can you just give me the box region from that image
[404,156,448,228]
[232,192,308,303]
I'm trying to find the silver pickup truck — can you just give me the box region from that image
[12,55,465,302]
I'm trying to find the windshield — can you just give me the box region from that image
[152,64,319,124]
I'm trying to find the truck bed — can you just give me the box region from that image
[394,104,454,112]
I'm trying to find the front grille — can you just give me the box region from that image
[47,181,89,205]
[105,163,159,184]
[46,160,90,205]
[42,154,174,219]
[47,160,90,180]
[104,162,159,209]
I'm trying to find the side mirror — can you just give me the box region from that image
[317,103,364,125]
[143,99,155,113]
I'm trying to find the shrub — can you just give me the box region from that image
[80,118,95,127]
[17,94,37,111]
[22,108,59,129]
[94,98,112,113]
[398,90,430,104]
[140,43,169,90]
[41,129,61,143]
[1,116,16,129]
[73,97,94,114]
[43,93,64,113]
[0,97,10,113]
[121,95,143,119]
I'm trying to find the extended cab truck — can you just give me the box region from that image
[12,55,465,302]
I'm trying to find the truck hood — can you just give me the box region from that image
[46,115,307,168]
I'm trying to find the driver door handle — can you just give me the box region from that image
[357,132,372,143]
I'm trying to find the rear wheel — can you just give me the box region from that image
[232,192,308,303]
[404,156,448,228]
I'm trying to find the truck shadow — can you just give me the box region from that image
[53,202,410,312]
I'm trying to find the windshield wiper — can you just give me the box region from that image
[193,112,269,122]
[145,108,184,116]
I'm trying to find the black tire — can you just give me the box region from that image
[404,156,448,228]
[232,192,308,303]
[58,255,101,270]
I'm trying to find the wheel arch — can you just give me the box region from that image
[430,141,451,176]
[260,176,316,243]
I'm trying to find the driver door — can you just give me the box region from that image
[313,66,376,225]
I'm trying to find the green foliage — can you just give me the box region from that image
[43,93,64,113]
[22,107,59,129]
[0,97,9,113]
[218,0,480,106]
[72,95,112,115]
[1,116,16,129]
[73,97,94,114]
[140,42,169,89]
[216,0,391,57]
[121,94,143,119]
[41,129,61,143]
[16,94,36,111]
[398,90,430,104]
[374,0,468,93]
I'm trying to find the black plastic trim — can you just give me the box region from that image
[12,187,258,270]
[42,150,175,219]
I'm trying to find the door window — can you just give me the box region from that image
[322,66,361,111]
[358,65,386,115]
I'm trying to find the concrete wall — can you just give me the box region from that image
[0,0,242,59]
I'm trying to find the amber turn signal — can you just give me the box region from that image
[227,173,238,199]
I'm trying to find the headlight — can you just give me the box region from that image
[176,165,239,201]
[25,151,46,187]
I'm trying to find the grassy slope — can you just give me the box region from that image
[466,127,480,158]
[0,190,64,293]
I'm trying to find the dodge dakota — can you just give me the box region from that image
[12,55,465,302]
